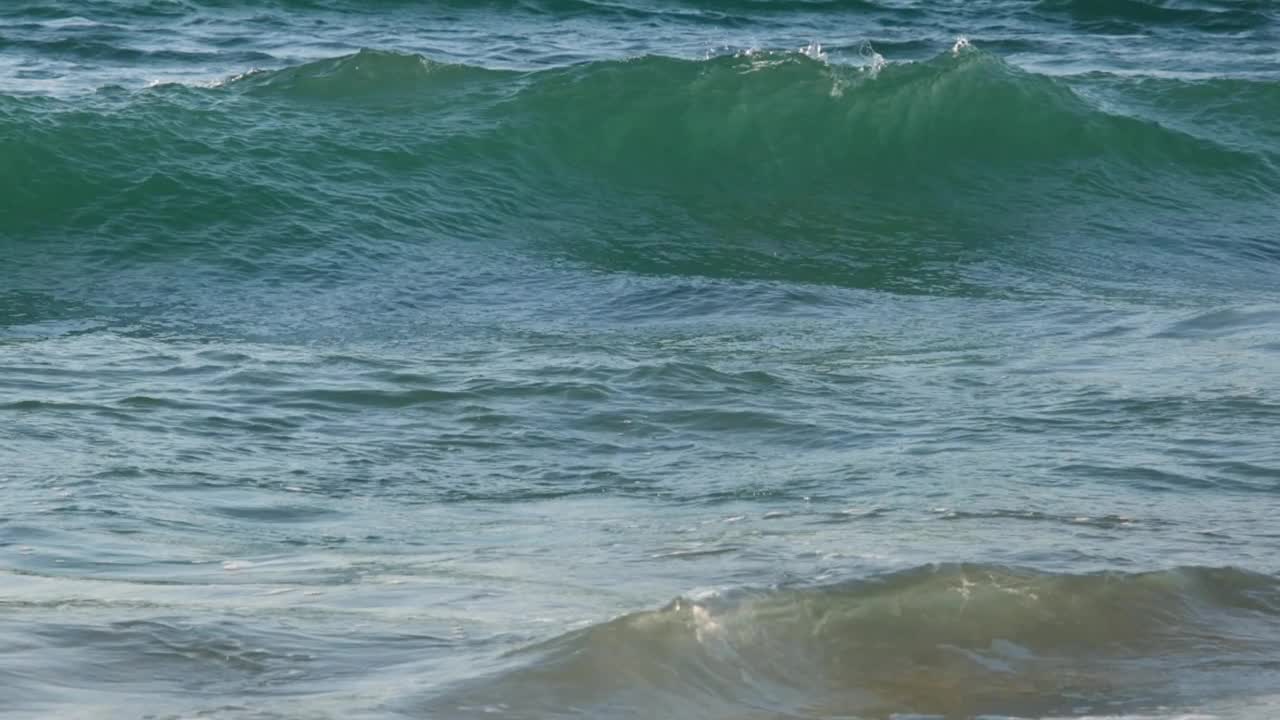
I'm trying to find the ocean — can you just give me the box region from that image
[2,1,1279,718]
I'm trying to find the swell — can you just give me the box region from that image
[3,48,1278,294]
[430,564,1280,718]
[7,48,1275,207]
[13,0,898,14]
[0,35,275,65]
[1037,0,1275,32]
[10,0,1267,23]
[11,47,1275,186]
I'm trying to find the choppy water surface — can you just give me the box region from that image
[2,1,1279,718]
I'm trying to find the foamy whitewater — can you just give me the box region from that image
[2,1,1279,718]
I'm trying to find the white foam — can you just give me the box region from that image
[800,41,827,62]
[858,42,887,77]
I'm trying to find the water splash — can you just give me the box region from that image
[800,40,828,61]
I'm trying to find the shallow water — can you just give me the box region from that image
[2,1,1280,718]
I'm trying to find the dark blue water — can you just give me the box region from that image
[2,1,1280,718]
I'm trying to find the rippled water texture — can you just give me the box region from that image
[2,1,1279,718]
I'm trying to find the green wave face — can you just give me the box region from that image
[216,47,1275,181]
[3,47,1278,298]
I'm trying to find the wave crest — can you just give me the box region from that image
[223,49,486,98]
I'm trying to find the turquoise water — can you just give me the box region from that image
[3,1,1280,718]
